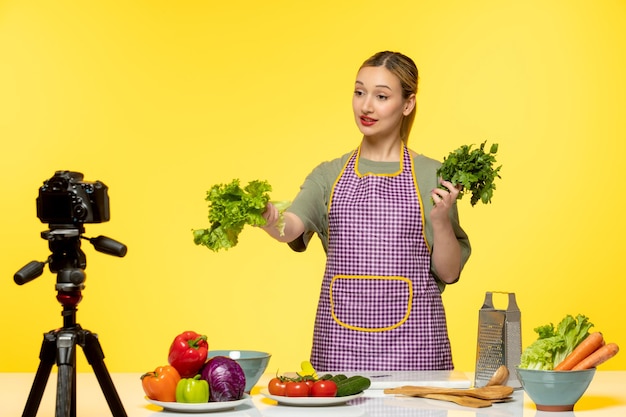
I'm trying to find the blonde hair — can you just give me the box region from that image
[360,51,418,144]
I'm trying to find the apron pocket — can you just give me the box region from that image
[330,275,412,332]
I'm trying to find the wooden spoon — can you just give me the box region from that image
[486,365,510,386]
[419,393,493,408]
[384,385,514,400]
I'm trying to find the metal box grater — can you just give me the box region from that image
[474,291,522,388]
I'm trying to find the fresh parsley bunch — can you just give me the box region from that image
[437,141,502,206]
[193,179,290,252]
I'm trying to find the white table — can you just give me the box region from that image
[2,371,625,417]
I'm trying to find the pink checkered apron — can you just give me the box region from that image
[310,145,453,371]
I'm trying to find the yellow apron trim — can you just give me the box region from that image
[329,275,413,332]
[328,149,356,217]
[409,151,431,253]
[354,145,403,177]
[328,145,407,220]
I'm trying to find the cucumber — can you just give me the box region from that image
[335,375,371,397]
[318,373,334,381]
[328,374,348,384]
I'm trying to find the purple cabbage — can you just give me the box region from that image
[200,356,246,402]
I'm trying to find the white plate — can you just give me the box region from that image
[145,394,251,412]
[260,389,363,406]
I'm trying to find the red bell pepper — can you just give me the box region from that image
[168,330,209,378]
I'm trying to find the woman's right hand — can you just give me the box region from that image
[262,202,279,229]
[260,202,305,242]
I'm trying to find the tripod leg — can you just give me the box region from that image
[55,330,77,417]
[81,330,128,417]
[22,332,57,417]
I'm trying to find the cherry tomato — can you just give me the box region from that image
[285,381,310,397]
[268,377,287,396]
[311,379,338,397]
[304,379,315,391]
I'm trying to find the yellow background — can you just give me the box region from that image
[1,0,625,374]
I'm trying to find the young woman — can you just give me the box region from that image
[261,51,471,371]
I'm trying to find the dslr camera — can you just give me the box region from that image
[36,171,110,225]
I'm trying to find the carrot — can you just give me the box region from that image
[554,332,604,371]
[571,342,619,370]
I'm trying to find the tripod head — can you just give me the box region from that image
[14,225,127,291]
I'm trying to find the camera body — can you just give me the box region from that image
[36,171,110,225]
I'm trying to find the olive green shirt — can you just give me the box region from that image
[286,151,471,291]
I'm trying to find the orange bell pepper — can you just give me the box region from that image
[141,365,181,402]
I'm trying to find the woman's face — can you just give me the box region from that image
[352,65,414,142]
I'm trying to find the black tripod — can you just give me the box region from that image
[15,227,128,417]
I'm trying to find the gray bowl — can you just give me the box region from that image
[208,350,271,393]
[515,366,595,411]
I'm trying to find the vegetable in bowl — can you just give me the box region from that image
[519,314,619,371]
[519,314,594,370]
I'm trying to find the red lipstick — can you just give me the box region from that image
[360,116,377,127]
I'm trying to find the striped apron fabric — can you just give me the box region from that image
[309,145,453,371]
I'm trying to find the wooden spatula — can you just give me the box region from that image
[384,385,513,400]
[419,393,493,408]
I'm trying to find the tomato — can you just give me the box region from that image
[304,379,315,391]
[311,379,338,397]
[285,381,310,397]
[268,377,287,396]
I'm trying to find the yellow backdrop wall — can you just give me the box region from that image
[1,0,625,374]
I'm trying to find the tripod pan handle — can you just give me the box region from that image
[14,260,46,285]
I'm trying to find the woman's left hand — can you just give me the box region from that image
[430,179,460,220]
